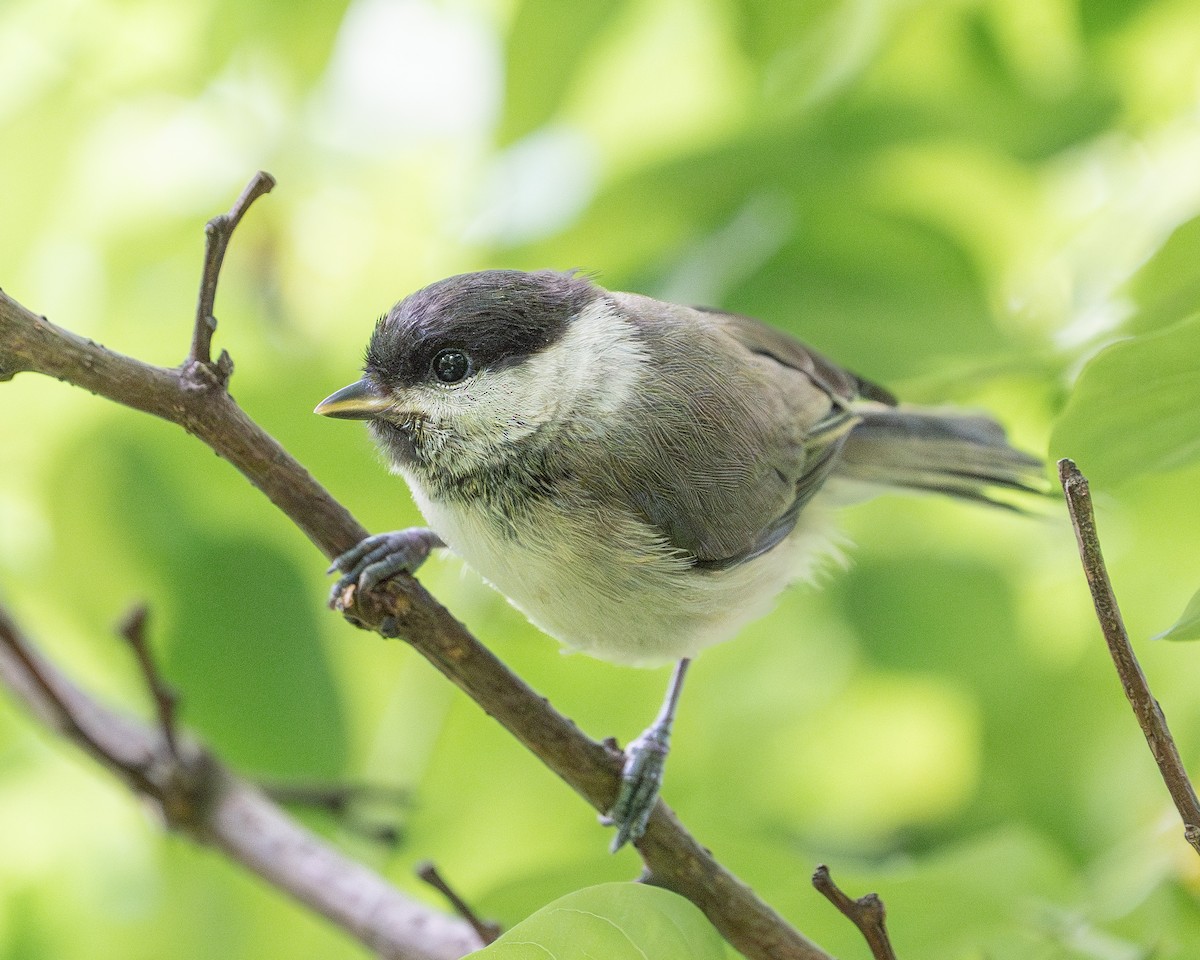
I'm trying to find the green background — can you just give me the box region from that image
[3,0,1200,956]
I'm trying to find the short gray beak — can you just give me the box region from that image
[314,379,392,420]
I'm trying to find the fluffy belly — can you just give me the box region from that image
[412,486,840,667]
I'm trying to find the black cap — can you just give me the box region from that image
[365,270,597,389]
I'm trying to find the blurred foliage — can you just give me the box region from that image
[3,0,1200,957]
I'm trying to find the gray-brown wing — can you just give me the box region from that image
[591,295,872,569]
[701,306,897,407]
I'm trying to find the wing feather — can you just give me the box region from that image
[589,295,868,569]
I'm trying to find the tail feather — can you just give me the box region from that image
[834,407,1047,508]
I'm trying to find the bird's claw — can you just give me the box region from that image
[604,726,671,852]
[327,528,444,608]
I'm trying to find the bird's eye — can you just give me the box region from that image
[432,349,472,384]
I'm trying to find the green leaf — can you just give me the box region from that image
[1126,215,1200,335]
[467,883,725,960]
[497,0,629,145]
[1154,588,1200,642]
[1050,313,1200,487]
[49,425,348,778]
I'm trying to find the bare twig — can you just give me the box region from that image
[0,603,481,960]
[1058,458,1200,855]
[812,865,898,960]
[189,170,276,371]
[0,173,835,959]
[0,604,159,797]
[117,603,180,762]
[417,862,502,945]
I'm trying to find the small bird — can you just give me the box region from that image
[316,269,1043,850]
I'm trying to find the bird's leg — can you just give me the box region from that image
[327,528,445,605]
[605,658,691,852]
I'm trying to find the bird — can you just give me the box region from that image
[315,268,1044,850]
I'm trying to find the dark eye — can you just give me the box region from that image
[432,349,471,384]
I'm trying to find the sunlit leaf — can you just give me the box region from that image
[467,883,724,960]
[1050,314,1200,487]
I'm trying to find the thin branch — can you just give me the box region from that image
[417,862,502,945]
[0,604,159,797]
[0,603,481,960]
[812,865,898,960]
[1058,458,1200,855]
[0,174,834,959]
[189,170,276,370]
[117,603,181,761]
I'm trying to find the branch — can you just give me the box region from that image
[0,603,481,960]
[189,170,276,370]
[417,861,502,945]
[812,866,897,960]
[1058,458,1200,855]
[117,603,181,761]
[0,179,833,959]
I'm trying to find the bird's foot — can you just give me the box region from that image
[603,723,671,852]
[327,528,444,607]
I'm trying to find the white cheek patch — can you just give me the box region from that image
[401,300,649,467]
[522,299,649,417]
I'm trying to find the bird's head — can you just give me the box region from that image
[315,270,608,477]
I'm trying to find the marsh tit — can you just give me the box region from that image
[315,269,1043,850]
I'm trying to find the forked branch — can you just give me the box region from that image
[0,173,834,960]
[812,866,898,960]
[0,603,481,960]
[418,862,502,946]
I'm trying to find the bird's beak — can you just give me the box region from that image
[314,379,392,420]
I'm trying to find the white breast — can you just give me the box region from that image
[408,479,842,667]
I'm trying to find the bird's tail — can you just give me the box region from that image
[833,406,1046,508]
